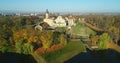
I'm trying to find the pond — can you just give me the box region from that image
[64,48,120,63]
[0,52,37,63]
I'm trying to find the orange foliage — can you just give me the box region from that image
[13,29,27,40]
[90,35,99,46]
[13,28,40,43]
[28,36,38,43]
[35,44,64,55]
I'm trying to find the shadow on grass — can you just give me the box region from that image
[64,48,120,63]
[0,52,37,63]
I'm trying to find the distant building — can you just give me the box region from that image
[16,13,21,16]
[22,14,30,16]
[66,15,76,27]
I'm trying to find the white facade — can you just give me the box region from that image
[43,13,66,27]
[45,13,49,19]
[66,16,76,27]
[44,18,56,27]
[54,16,66,27]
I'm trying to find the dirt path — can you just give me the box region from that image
[79,20,104,32]
[108,42,120,52]
[85,22,104,32]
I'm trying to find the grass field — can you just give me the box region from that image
[32,41,86,63]
[71,22,96,38]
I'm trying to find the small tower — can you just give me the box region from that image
[45,9,49,19]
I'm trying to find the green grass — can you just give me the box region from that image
[32,53,47,63]
[71,22,96,38]
[41,41,86,63]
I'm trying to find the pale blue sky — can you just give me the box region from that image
[0,0,120,12]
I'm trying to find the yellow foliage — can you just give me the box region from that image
[13,29,28,40]
[40,35,52,49]
[90,35,99,46]
[28,36,34,42]
[33,36,38,43]
[28,36,38,43]
[58,34,67,46]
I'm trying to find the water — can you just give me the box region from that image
[0,52,37,63]
[64,48,120,63]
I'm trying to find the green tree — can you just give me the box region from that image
[23,42,34,54]
[40,31,53,49]
[15,39,24,53]
[58,34,67,46]
[98,33,110,50]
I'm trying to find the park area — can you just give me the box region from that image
[0,15,120,63]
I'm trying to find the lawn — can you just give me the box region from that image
[71,22,96,38]
[32,41,86,63]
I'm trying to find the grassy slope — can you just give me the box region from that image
[41,41,86,63]
[32,52,47,63]
[71,22,96,38]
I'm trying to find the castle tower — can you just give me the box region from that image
[45,9,49,19]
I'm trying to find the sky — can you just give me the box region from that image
[0,0,120,13]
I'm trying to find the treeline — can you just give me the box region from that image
[0,16,67,54]
[0,16,41,43]
[0,16,40,53]
[79,14,120,44]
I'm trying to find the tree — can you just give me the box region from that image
[15,39,24,53]
[23,42,34,54]
[90,35,99,46]
[108,26,119,44]
[58,34,67,46]
[98,33,110,50]
[40,31,53,49]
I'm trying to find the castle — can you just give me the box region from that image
[43,9,75,28]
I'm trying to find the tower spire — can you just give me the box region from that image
[46,9,49,14]
[45,9,49,19]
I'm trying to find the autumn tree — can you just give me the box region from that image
[98,33,110,50]
[40,31,53,49]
